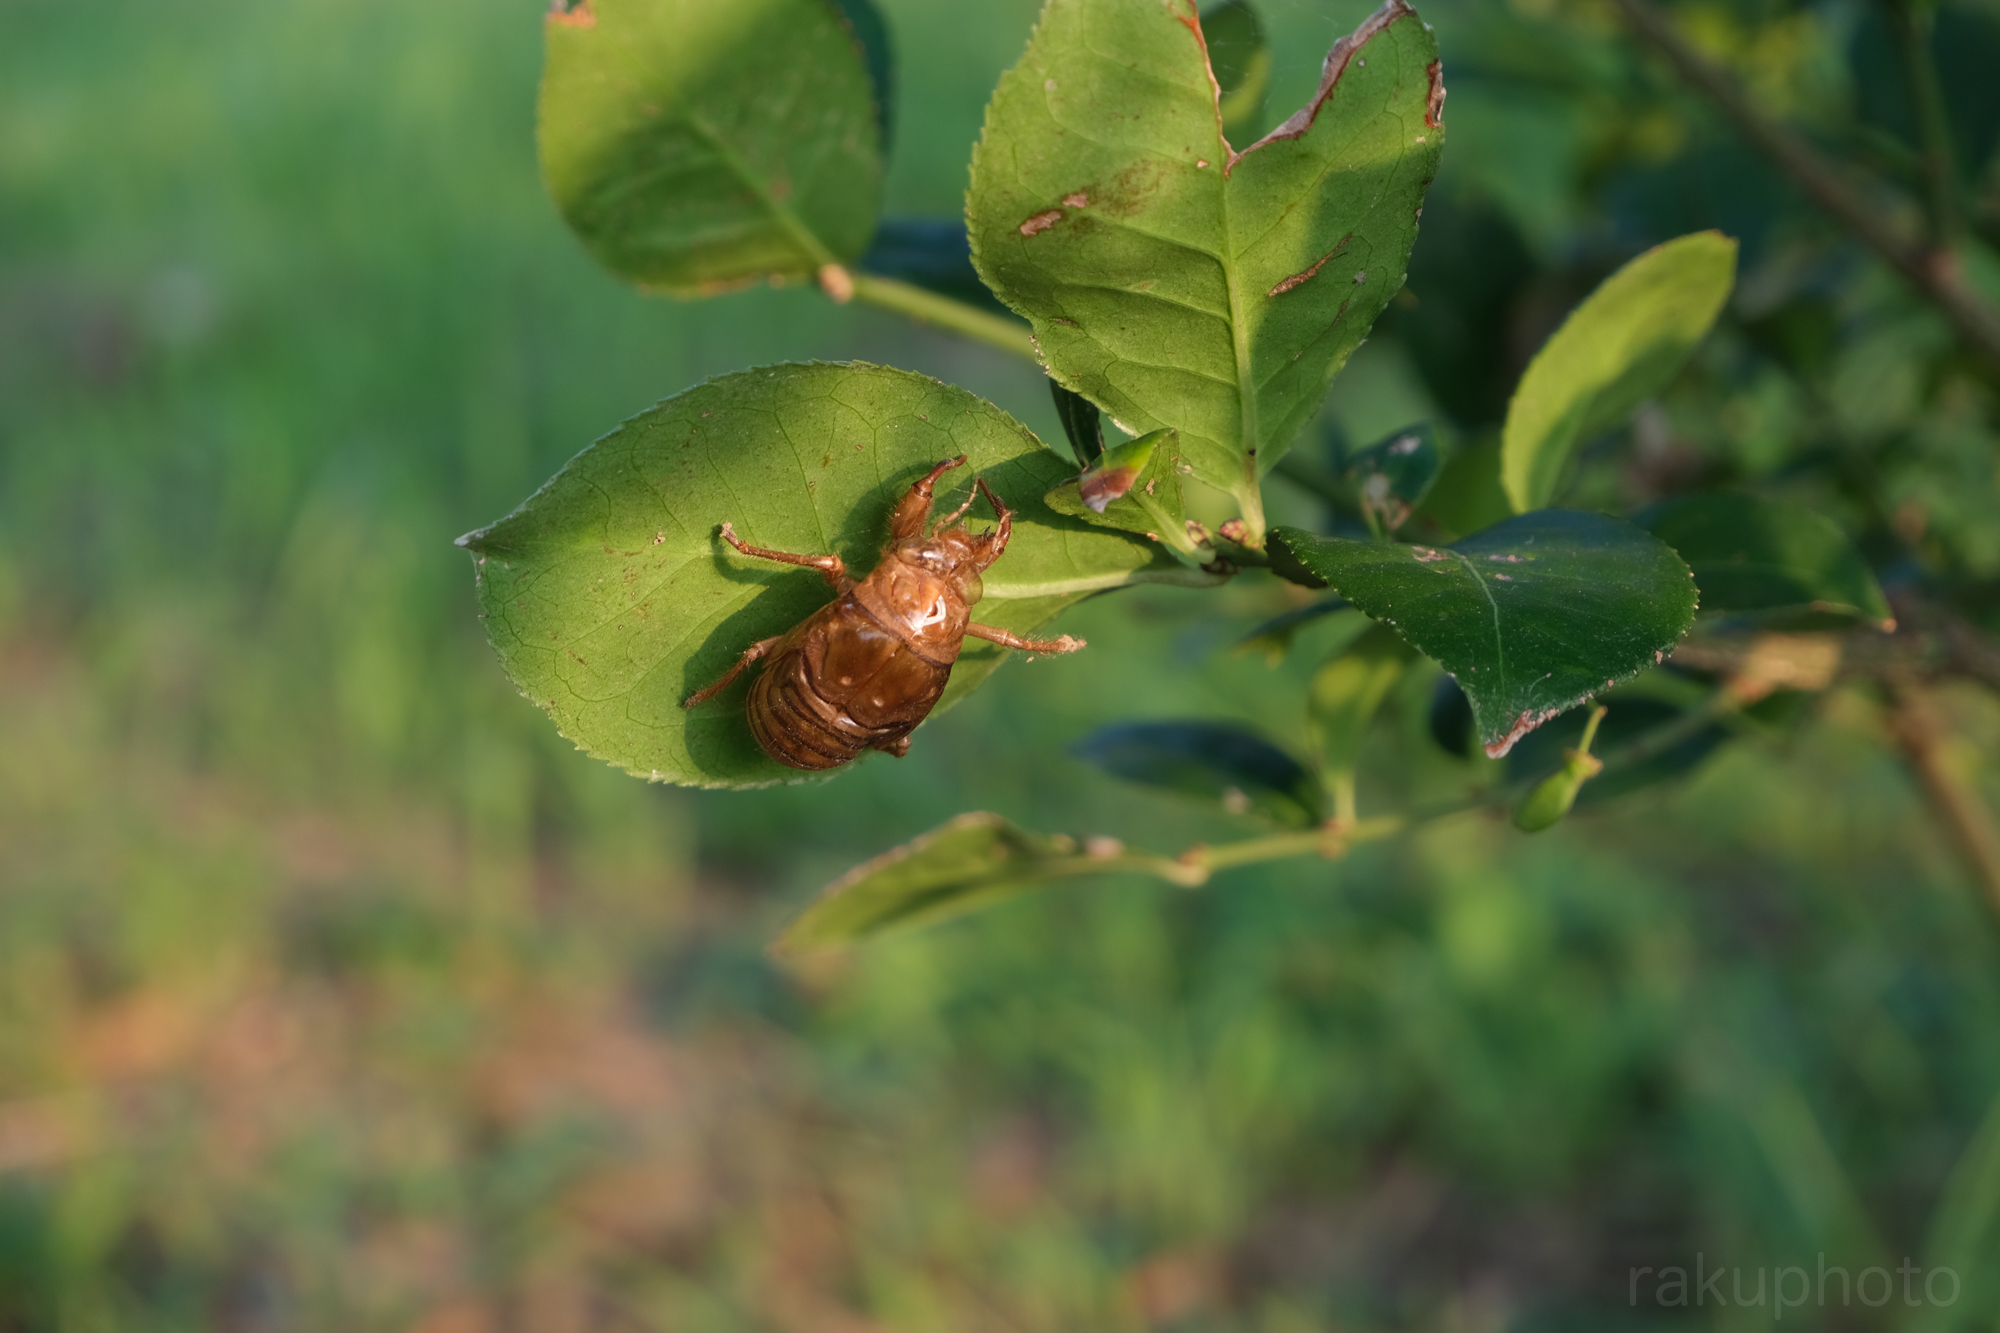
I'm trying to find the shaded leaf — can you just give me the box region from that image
[1235,598,1352,662]
[777,814,1095,952]
[967,0,1446,517]
[829,0,894,146]
[1638,492,1894,629]
[1506,696,1727,805]
[1308,622,1415,777]
[1044,429,1204,559]
[1201,0,1272,139]
[1072,720,1327,826]
[1501,231,1737,512]
[540,0,882,294]
[1271,511,1698,756]
[1345,424,1440,534]
[859,218,1007,312]
[461,362,1204,790]
[1418,433,1510,538]
[1427,675,1476,758]
[1050,380,1106,464]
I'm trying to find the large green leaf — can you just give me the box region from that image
[1638,492,1894,629]
[775,812,1197,954]
[461,363,1204,789]
[540,0,882,295]
[1501,231,1737,512]
[967,0,1446,529]
[1272,511,1698,756]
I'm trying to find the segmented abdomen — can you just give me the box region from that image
[748,596,955,771]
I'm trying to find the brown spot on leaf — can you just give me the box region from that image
[1079,465,1140,513]
[1019,210,1063,237]
[1062,191,1090,208]
[1425,59,1447,128]
[1267,233,1353,297]
[548,0,595,27]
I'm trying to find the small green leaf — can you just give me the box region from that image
[1501,231,1738,513]
[1638,492,1894,629]
[775,812,1199,953]
[1271,511,1698,756]
[461,362,1205,790]
[1345,424,1440,534]
[1044,429,1202,558]
[1071,720,1327,826]
[968,0,1446,520]
[1049,380,1106,464]
[1201,0,1272,139]
[539,0,882,294]
[1308,624,1415,775]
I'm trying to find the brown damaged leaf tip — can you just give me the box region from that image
[1425,60,1446,128]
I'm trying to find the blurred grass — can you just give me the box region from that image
[4,0,2000,1328]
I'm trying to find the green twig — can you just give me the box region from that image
[828,267,1040,361]
[1605,0,2000,372]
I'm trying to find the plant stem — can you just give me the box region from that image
[1883,680,2000,918]
[835,269,1040,361]
[1882,0,1963,246]
[1605,0,2000,372]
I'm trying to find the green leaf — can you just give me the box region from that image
[460,362,1205,790]
[1501,231,1737,512]
[1071,720,1327,826]
[1637,492,1894,630]
[1043,429,1203,558]
[1049,380,1106,464]
[1345,424,1440,534]
[539,0,882,295]
[775,812,1197,953]
[1271,511,1699,756]
[1307,622,1415,778]
[967,0,1446,523]
[1201,0,1272,139]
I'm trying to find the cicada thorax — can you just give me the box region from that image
[747,561,968,771]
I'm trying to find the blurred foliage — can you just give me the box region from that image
[1,0,1999,1328]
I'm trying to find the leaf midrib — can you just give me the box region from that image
[679,103,837,269]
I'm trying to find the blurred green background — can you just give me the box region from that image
[5,0,2000,1327]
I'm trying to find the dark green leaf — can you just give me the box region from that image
[967,0,1446,521]
[1271,511,1698,756]
[859,218,1006,312]
[1050,380,1106,464]
[461,362,1207,790]
[1235,598,1351,662]
[828,0,894,146]
[774,812,1200,953]
[539,0,882,294]
[1501,231,1737,511]
[1638,492,1894,630]
[1345,424,1440,534]
[1071,720,1327,826]
[1427,675,1476,758]
[1506,696,1726,804]
[1201,0,1272,139]
[1417,434,1511,539]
